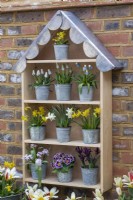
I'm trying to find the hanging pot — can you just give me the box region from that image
[56,127,71,143]
[29,126,45,141]
[54,44,69,60]
[57,169,73,183]
[34,86,50,100]
[82,129,100,144]
[79,86,94,101]
[55,84,71,101]
[81,167,98,185]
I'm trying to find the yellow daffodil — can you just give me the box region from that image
[81,108,90,117]
[32,110,38,117]
[42,117,47,122]
[5,185,12,192]
[39,106,45,115]
[4,161,15,169]
[94,107,100,115]
[25,106,31,111]
[21,115,28,121]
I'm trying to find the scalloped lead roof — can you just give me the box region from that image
[13,10,123,73]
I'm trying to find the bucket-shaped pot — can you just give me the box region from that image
[0,194,23,200]
[30,126,45,141]
[54,44,69,60]
[81,167,98,185]
[82,129,100,144]
[34,86,50,100]
[56,127,71,143]
[30,163,47,180]
[57,169,72,183]
[79,86,94,101]
[55,84,71,101]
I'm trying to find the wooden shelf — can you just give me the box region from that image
[27,59,96,64]
[25,177,101,189]
[24,100,100,105]
[24,139,101,148]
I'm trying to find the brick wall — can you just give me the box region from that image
[0,3,133,197]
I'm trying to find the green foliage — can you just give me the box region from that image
[55,64,73,84]
[53,31,68,45]
[74,65,97,94]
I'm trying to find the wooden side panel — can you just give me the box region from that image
[100,71,112,192]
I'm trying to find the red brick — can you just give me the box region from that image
[121,153,133,164]
[113,164,130,177]
[0,121,6,130]
[107,46,120,57]
[0,38,13,48]
[86,21,103,31]
[112,100,121,112]
[0,98,5,106]
[112,126,121,136]
[21,25,37,35]
[122,46,133,57]
[97,33,129,44]
[0,51,6,59]
[113,139,131,150]
[0,143,7,154]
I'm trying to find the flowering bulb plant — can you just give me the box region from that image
[75,147,100,169]
[72,107,100,129]
[24,144,49,186]
[0,161,23,197]
[55,64,73,84]
[46,105,75,128]
[31,69,53,87]
[74,64,97,93]
[53,31,68,45]
[51,152,75,174]
[23,184,59,200]
[22,106,48,127]
[114,170,133,200]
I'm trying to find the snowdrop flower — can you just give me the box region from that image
[85,70,89,75]
[48,69,52,75]
[43,186,59,198]
[93,189,104,200]
[66,108,74,119]
[37,70,41,76]
[44,72,48,78]
[65,192,82,200]
[32,70,36,76]
[61,65,65,71]
[56,64,59,69]
[46,112,56,121]
[83,65,87,71]
[41,69,44,74]
[5,167,20,180]
[35,158,42,167]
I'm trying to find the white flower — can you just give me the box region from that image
[35,158,42,167]
[116,187,122,196]
[56,64,59,69]
[83,65,87,71]
[85,70,89,75]
[0,166,5,174]
[65,192,82,200]
[66,64,69,69]
[37,70,41,76]
[41,69,44,74]
[48,69,52,75]
[33,189,48,200]
[46,112,56,121]
[4,167,20,180]
[93,189,104,200]
[32,70,36,76]
[61,65,65,71]
[114,177,123,188]
[66,108,74,119]
[43,186,59,198]
[44,72,48,78]
[25,183,38,199]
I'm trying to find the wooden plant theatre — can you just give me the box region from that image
[14,10,123,193]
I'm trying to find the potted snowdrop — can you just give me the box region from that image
[31,68,53,100]
[74,64,97,101]
[54,64,73,101]
[46,105,74,143]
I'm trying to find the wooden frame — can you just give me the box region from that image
[22,57,112,193]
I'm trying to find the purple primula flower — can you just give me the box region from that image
[35,158,42,167]
[54,160,63,169]
[63,157,71,166]
[42,149,49,155]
